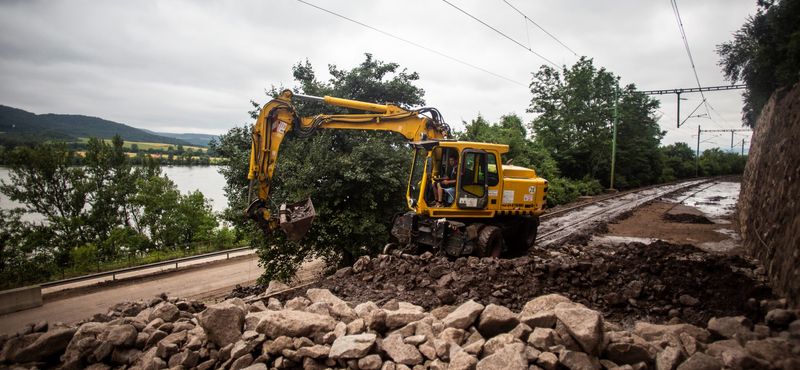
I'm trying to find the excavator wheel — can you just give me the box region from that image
[511,216,539,250]
[476,225,504,258]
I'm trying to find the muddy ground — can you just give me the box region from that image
[229,178,777,329]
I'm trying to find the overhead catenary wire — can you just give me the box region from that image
[295,0,527,88]
[669,0,730,131]
[501,0,579,58]
[441,0,559,68]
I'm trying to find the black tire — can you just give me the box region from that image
[512,216,540,249]
[477,225,504,258]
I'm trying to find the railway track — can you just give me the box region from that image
[536,178,720,246]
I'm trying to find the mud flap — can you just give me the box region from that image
[279,198,316,242]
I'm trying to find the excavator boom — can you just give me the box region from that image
[244,90,451,240]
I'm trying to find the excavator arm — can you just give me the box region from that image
[244,89,451,241]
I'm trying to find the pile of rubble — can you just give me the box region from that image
[245,241,775,327]
[2,288,799,370]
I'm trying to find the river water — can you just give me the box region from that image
[0,166,229,221]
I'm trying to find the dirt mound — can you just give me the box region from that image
[663,213,714,224]
[232,240,774,328]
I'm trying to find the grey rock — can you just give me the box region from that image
[284,296,311,311]
[559,349,601,370]
[91,341,114,362]
[242,363,268,370]
[144,329,168,350]
[11,327,76,363]
[150,302,180,322]
[449,345,479,370]
[765,309,796,327]
[634,323,711,343]
[528,328,560,351]
[111,347,142,366]
[676,352,721,370]
[483,333,520,357]
[419,340,436,360]
[358,354,384,370]
[267,297,283,310]
[478,304,520,338]
[442,300,485,330]
[329,333,377,359]
[296,344,330,359]
[655,346,684,370]
[554,305,604,356]
[264,280,290,295]
[521,294,573,316]
[306,288,358,323]
[521,310,558,329]
[477,342,527,370]
[385,308,426,329]
[367,309,388,333]
[678,295,700,307]
[509,322,533,342]
[175,348,200,368]
[438,327,468,346]
[198,300,246,347]
[537,351,559,370]
[230,353,254,370]
[61,322,106,363]
[255,310,336,339]
[605,342,653,365]
[264,336,294,356]
[706,316,755,341]
[108,324,138,347]
[355,301,380,319]
[383,333,424,365]
[744,338,791,363]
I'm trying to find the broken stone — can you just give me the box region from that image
[329,333,377,360]
[477,304,520,338]
[442,300,484,330]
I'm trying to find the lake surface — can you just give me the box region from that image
[0,166,229,220]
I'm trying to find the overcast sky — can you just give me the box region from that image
[0,0,757,152]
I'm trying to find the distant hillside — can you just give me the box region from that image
[0,105,194,147]
[141,129,217,147]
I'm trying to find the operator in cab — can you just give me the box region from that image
[433,154,458,207]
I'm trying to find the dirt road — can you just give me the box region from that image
[0,253,262,334]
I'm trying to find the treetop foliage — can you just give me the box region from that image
[716,0,800,127]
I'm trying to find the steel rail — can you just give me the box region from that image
[536,179,721,245]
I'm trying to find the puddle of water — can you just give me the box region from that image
[672,182,740,221]
[698,229,741,253]
[588,236,658,247]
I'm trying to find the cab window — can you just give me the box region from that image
[487,153,499,186]
[460,151,486,197]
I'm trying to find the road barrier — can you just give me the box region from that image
[0,285,42,314]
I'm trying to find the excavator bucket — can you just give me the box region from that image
[279,198,316,242]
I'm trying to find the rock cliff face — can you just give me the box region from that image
[739,82,800,307]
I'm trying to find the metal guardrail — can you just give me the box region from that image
[40,246,253,288]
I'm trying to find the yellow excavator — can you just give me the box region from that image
[245,90,548,257]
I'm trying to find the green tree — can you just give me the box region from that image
[528,57,664,188]
[0,142,91,257]
[660,142,696,181]
[716,0,800,127]
[456,114,559,180]
[130,143,139,153]
[215,54,424,281]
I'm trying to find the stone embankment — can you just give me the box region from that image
[2,286,799,370]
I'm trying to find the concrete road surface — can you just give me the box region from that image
[0,252,262,334]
